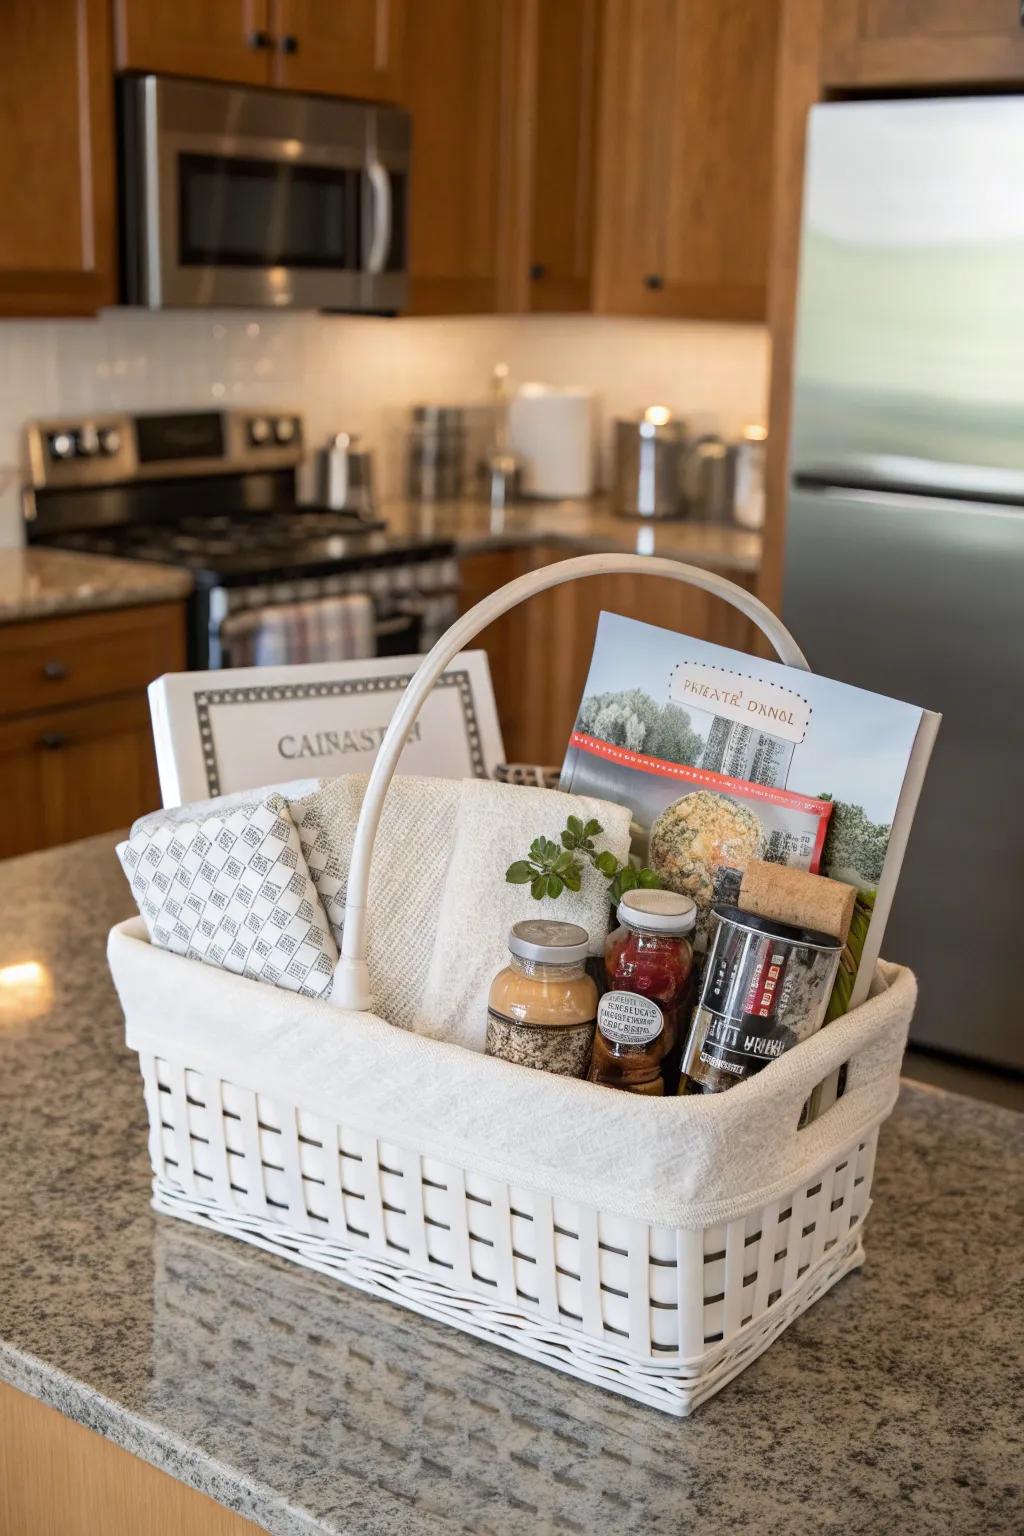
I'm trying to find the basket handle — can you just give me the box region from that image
[334,552,808,1010]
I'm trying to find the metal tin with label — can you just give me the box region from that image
[679,906,841,1095]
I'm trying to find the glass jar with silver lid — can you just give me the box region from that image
[486,919,598,1077]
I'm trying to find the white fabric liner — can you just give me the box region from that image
[109,918,914,1230]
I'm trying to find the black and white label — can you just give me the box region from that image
[597,990,664,1047]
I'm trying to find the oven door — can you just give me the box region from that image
[120,75,408,313]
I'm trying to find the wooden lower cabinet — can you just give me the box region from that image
[0,696,162,860]
[0,601,185,859]
[0,1380,262,1536]
[459,546,758,766]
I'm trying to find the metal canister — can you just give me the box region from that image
[678,906,841,1094]
[613,408,688,519]
[407,405,466,502]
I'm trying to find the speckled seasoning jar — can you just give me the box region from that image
[486,920,597,1078]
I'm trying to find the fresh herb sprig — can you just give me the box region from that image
[506,814,661,905]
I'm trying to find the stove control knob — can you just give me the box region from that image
[98,427,121,456]
[49,431,76,460]
[248,417,272,446]
[77,425,100,456]
[274,416,297,444]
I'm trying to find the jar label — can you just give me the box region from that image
[597,990,664,1046]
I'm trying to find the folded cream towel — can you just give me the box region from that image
[288,774,462,1032]
[411,778,631,1051]
[117,793,337,1000]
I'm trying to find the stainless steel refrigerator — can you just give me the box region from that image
[784,97,1024,1072]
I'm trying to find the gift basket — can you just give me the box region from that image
[108,553,919,1416]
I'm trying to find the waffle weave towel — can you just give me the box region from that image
[116,794,337,999]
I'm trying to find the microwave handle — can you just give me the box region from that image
[366,160,392,276]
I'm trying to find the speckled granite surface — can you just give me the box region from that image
[0,546,192,622]
[382,494,762,572]
[0,834,1021,1536]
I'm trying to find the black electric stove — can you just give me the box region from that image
[24,409,458,666]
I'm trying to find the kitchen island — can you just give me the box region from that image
[1,834,1021,1536]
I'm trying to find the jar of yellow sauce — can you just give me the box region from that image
[486,920,598,1078]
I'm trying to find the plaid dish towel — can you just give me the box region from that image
[222,592,376,667]
[116,794,338,1000]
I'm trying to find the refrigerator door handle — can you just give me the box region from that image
[794,480,1024,520]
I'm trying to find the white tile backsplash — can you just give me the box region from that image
[0,310,768,547]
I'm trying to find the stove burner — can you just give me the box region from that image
[52,504,390,572]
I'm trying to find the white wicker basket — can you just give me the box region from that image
[109,554,916,1416]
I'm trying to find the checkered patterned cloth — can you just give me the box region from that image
[116,795,337,999]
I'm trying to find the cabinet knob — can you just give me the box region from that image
[39,732,67,751]
[41,660,67,681]
[280,33,299,53]
[529,263,546,282]
[249,29,273,49]
[644,274,664,291]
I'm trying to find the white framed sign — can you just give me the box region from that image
[148,652,505,808]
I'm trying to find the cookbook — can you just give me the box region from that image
[149,651,505,809]
[560,612,941,1012]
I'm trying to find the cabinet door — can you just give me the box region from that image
[0,603,187,719]
[594,0,780,322]
[0,697,162,859]
[0,0,115,317]
[523,0,599,313]
[822,0,1024,86]
[403,0,518,314]
[114,0,272,85]
[271,0,405,100]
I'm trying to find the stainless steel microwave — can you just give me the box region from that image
[119,75,409,312]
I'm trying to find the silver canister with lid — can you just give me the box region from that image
[613,407,689,519]
[407,404,466,502]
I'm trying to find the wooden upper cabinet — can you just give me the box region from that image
[522,0,599,313]
[402,0,516,314]
[0,0,116,316]
[822,0,1024,86]
[402,0,599,316]
[270,0,405,100]
[114,0,273,85]
[593,0,780,322]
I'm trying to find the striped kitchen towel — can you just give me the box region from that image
[222,592,376,666]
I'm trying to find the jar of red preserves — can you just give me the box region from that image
[589,888,697,1096]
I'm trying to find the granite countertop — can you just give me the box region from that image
[0,546,193,624]
[382,495,762,573]
[1,835,1020,1536]
[0,503,756,633]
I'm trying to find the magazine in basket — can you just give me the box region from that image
[559,611,941,1016]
